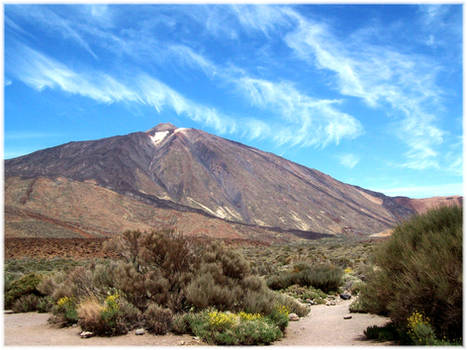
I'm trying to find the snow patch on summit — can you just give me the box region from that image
[150,131,169,146]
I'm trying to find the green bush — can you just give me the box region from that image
[233,318,282,345]
[5,273,44,308]
[267,305,289,331]
[348,297,368,313]
[364,323,399,342]
[12,294,41,313]
[144,303,173,335]
[267,264,343,293]
[266,273,293,290]
[359,206,462,341]
[77,294,141,336]
[43,229,310,337]
[51,296,78,327]
[172,313,191,335]
[284,284,327,304]
[10,294,53,313]
[186,309,282,345]
[37,296,54,313]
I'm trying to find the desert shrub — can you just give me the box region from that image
[48,229,309,337]
[4,272,22,295]
[240,286,308,318]
[77,298,104,332]
[37,296,54,313]
[349,297,368,313]
[117,298,143,329]
[5,258,81,275]
[275,293,309,317]
[12,294,41,313]
[233,318,282,345]
[105,229,198,313]
[267,273,293,290]
[78,294,141,336]
[349,280,365,295]
[364,323,399,342]
[359,206,462,341]
[51,296,78,326]
[406,311,437,345]
[112,262,147,310]
[267,305,289,331]
[144,303,173,335]
[67,267,99,299]
[284,284,327,304]
[48,267,100,302]
[296,264,343,292]
[185,272,235,310]
[172,313,191,334]
[5,273,44,308]
[267,264,343,293]
[37,275,57,296]
[186,309,282,345]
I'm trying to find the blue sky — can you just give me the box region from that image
[4,4,463,198]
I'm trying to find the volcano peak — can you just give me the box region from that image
[146,122,177,134]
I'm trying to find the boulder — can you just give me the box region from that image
[340,293,351,300]
[288,313,299,321]
[80,331,94,338]
[135,328,145,335]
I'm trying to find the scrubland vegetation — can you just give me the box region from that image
[356,206,462,345]
[4,206,462,345]
[5,230,311,344]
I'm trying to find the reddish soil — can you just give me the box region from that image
[5,237,114,260]
[393,196,462,214]
[4,236,269,260]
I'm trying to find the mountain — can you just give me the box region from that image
[4,123,460,241]
[393,196,463,214]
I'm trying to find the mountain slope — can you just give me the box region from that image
[5,122,445,239]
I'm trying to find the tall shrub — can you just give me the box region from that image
[359,206,462,340]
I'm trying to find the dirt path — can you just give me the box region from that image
[4,299,392,346]
[274,298,393,346]
[4,312,202,346]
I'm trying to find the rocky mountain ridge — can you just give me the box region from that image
[5,123,461,240]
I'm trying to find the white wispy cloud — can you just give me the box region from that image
[237,78,363,147]
[5,79,12,86]
[7,43,238,136]
[280,9,447,170]
[168,45,219,77]
[231,5,292,37]
[6,5,98,59]
[337,153,360,169]
[5,15,34,38]
[137,74,237,134]
[418,5,450,25]
[225,5,455,172]
[8,44,137,103]
[164,44,363,147]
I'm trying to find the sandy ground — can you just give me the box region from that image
[4,312,202,346]
[4,299,392,346]
[275,299,392,346]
